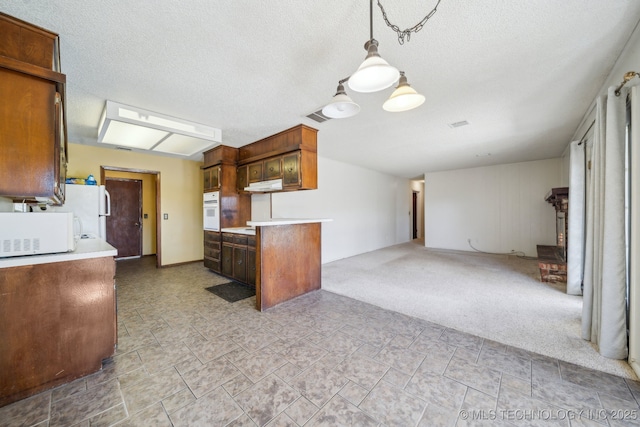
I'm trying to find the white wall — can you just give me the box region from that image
[265,156,412,263]
[424,158,561,257]
[0,197,12,212]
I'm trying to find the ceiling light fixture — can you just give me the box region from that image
[97,101,222,157]
[322,79,361,119]
[382,72,426,112]
[322,0,440,119]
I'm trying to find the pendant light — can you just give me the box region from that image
[322,81,360,119]
[382,72,425,112]
[348,0,399,93]
[322,0,440,118]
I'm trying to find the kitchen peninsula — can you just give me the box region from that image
[0,239,117,407]
[204,125,331,310]
[248,218,330,310]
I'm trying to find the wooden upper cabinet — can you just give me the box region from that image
[0,12,60,71]
[0,13,67,205]
[264,157,282,180]
[282,152,301,187]
[203,165,220,192]
[236,124,317,192]
[201,145,251,229]
[248,162,264,183]
[236,165,248,192]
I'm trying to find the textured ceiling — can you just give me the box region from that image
[2,1,640,178]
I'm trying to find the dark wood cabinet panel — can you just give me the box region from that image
[221,243,233,277]
[233,246,247,282]
[203,165,220,192]
[247,247,256,286]
[218,232,256,285]
[236,165,248,192]
[248,162,263,183]
[204,231,221,273]
[202,145,250,230]
[256,223,321,311]
[282,152,301,187]
[264,157,282,180]
[0,256,116,407]
[0,12,58,70]
[0,14,67,205]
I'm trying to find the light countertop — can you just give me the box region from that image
[0,238,117,268]
[247,218,332,227]
[220,227,256,236]
[221,219,332,235]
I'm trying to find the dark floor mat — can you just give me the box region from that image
[205,282,256,302]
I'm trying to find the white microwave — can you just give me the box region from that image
[0,212,76,258]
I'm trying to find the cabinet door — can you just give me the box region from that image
[282,152,301,186]
[237,165,248,192]
[221,243,233,277]
[203,166,220,191]
[233,246,247,282]
[248,162,263,183]
[247,248,256,286]
[264,157,282,180]
[0,69,58,201]
[211,165,220,189]
[203,168,212,191]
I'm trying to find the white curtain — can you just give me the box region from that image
[567,140,585,296]
[581,86,628,359]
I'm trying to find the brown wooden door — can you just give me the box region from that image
[105,178,142,259]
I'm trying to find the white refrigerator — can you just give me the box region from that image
[49,184,111,239]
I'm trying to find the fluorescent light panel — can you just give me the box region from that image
[98,101,222,156]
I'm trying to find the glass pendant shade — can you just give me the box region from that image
[383,73,425,112]
[348,40,400,93]
[322,84,360,118]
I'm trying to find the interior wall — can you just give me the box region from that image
[0,197,12,212]
[424,158,561,257]
[67,143,202,266]
[103,171,157,255]
[269,156,412,263]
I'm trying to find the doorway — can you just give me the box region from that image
[410,179,425,241]
[412,192,418,239]
[105,178,142,259]
[101,166,161,267]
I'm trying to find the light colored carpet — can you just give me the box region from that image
[321,240,638,380]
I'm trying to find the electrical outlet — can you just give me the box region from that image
[163,213,168,220]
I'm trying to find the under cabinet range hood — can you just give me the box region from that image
[244,179,283,192]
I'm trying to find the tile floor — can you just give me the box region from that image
[2,256,640,426]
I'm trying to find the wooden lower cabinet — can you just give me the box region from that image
[247,247,256,286]
[0,256,116,407]
[204,231,221,273]
[217,233,255,286]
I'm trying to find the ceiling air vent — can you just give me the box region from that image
[305,109,332,123]
[448,120,469,128]
[115,146,133,151]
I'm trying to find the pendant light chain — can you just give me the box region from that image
[376,0,441,44]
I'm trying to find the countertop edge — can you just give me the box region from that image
[0,239,117,268]
[246,218,333,226]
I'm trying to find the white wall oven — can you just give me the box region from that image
[203,191,220,231]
